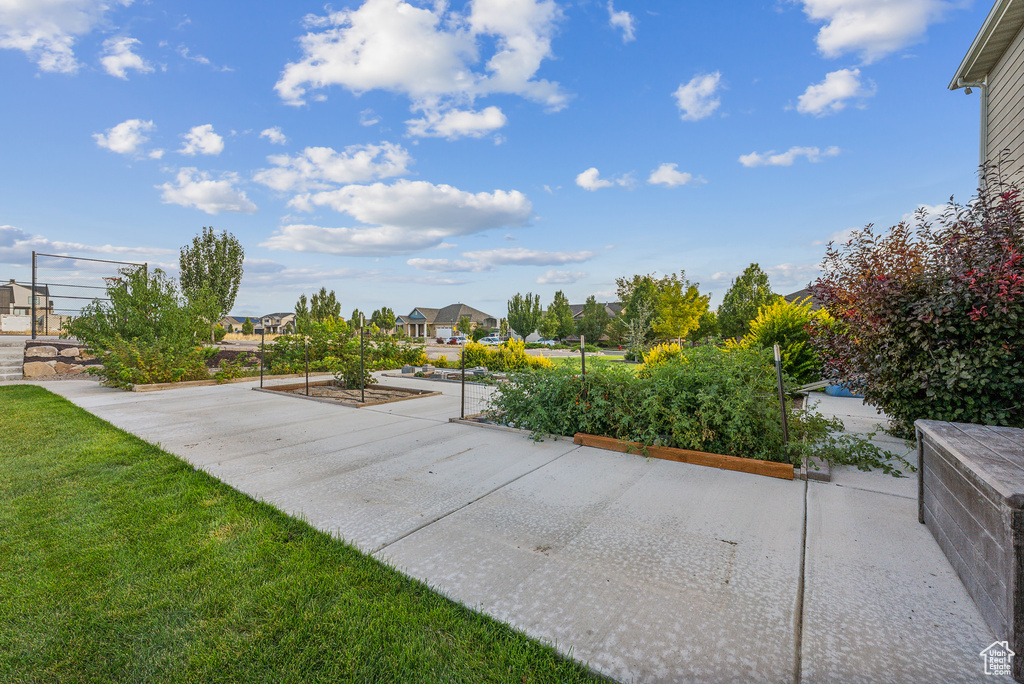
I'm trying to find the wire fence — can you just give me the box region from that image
[19,252,146,338]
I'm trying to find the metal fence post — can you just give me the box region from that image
[260,329,265,388]
[31,251,36,340]
[360,315,365,403]
[580,334,585,377]
[461,345,466,419]
[774,344,790,462]
[305,337,310,396]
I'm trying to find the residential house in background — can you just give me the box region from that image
[397,304,498,339]
[0,279,53,316]
[218,315,259,332]
[259,312,296,335]
[950,0,1024,182]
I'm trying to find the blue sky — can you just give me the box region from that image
[0,0,992,319]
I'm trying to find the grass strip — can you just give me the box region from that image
[0,385,605,684]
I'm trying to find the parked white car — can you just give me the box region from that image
[535,338,557,347]
[479,335,502,346]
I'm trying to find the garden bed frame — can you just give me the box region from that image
[573,433,795,480]
[254,380,441,408]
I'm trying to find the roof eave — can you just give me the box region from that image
[950,0,1020,89]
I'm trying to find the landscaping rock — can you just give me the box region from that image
[28,346,57,358]
[59,348,80,358]
[23,361,56,377]
[55,362,83,374]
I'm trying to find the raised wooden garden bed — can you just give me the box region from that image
[573,433,795,480]
[255,380,441,408]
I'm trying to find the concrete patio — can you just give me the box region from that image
[23,376,1009,683]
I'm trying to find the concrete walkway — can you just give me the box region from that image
[28,377,1010,683]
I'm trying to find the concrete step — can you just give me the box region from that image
[0,373,22,382]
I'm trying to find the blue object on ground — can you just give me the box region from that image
[825,383,864,398]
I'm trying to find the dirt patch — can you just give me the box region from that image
[258,381,441,408]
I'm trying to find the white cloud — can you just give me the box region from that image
[360,109,380,126]
[93,118,155,155]
[799,0,957,64]
[259,127,288,145]
[157,168,257,215]
[293,179,531,232]
[537,269,586,284]
[902,202,950,226]
[176,45,232,72]
[263,179,533,256]
[647,163,703,187]
[575,167,633,191]
[0,224,174,267]
[0,0,133,74]
[673,71,722,121]
[406,258,493,272]
[100,36,151,79]
[178,124,224,156]
[274,0,568,120]
[406,247,594,273]
[406,106,507,139]
[607,2,635,43]
[460,247,594,265]
[797,68,875,116]
[255,142,411,193]
[739,145,840,167]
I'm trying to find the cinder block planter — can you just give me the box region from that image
[917,420,1024,682]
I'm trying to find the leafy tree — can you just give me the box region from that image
[652,272,709,342]
[350,308,365,328]
[717,263,780,339]
[457,315,472,335]
[179,227,245,340]
[310,287,341,322]
[616,274,659,346]
[371,307,396,333]
[575,296,610,343]
[499,318,509,337]
[294,294,310,333]
[542,291,575,340]
[687,310,719,342]
[507,292,542,339]
[242,317,254,335]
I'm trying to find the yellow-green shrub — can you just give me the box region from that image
[736,297,831,384]
[462,339,553,371]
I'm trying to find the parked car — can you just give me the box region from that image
[447,335,467,345]
[479,335,502,346]
[536,338,557,347]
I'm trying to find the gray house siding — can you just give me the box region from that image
[986,22,1024,181]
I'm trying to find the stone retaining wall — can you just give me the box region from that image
[23,341,99,379]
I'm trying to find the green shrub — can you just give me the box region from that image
[213,324,227,342]
[811,176,1024,435]
[214,353,255,383]
[733,297,829,385]
[462,340,552,372]
[66,267,210,389]
[489,345,905,472]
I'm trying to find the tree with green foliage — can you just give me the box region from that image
[310,288,341,322]
[507,292,542,339]
[454,315,472,336]
[687,310,719,342]
[499,318,509,337]
[350,308,365,328]
[616,274,659,344]
[66,267,210,388]
[575,296,610,343]
[371,307,396,333]
[541,291,575,340]
[179,227,245,341]
[652,272,709,342]
[717,263,780,339]
[242,317,254,335]
[294,294,311,333]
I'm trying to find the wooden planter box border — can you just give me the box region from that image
[573,433,794,480]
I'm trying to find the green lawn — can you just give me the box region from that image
[546,355,637,372]
[0,385,605,683]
